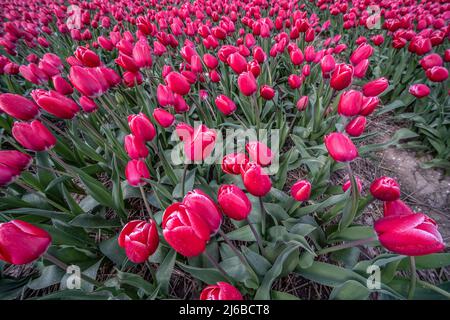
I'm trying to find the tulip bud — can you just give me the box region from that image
[383,199,413,217]
[227,52,247,74]
[362,77,389,97]
[162,202,210,257]
[217,184,252,221]
[324,132,358,162]
[166,72,191,96]
[342,176,362,193]
[12,120,56,152]
[246,141,273,167]
[128,113,156,142]
[253,46,266,63]
[291,180,311,202]
[79,96,98,113]
[0,220,51,265]
[359,96,379,116]
[350,43,373,65]
[408,84,430,98]
[290,49,304,65]
[52,75,74,95]
[419,53,443,70]
[260,85,275,100]
[74,46,101,67]
[215,94,237,115]
[296,96,309,111]
[353,59,369,79]
[338,90,363,117]
[118,220,159,263]
[241,162,272,197]
[69,66,105,98]
[125,159,150,187]
[203,54,219,69]
[0,93,40,121]
[124,134,149,160]
[238,71,257,96]
[375,213,445,256]
[330,63,353,91]
[425,66,448,82]
[153,108,175,128]
[320,54,335,78]
[288,74,302,89]
[370,176,401,201]
[200,282,243,300]
[183,189,222,234]
[221,153,249,175]
[345,116,366,137]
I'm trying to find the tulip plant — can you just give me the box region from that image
[0,0,449,301]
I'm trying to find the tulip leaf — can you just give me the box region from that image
[397,253,450,270]
[271,290,301,300]
[99,235,127,267]
[329,226,376,242]
[329,280,370,300]
[69,214,121,228]
[27,265,65,290]
[156,249,177,295]
[177,262,229,284]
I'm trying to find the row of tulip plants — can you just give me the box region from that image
[0,0,449,300]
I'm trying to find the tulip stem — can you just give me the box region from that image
[317,237,377,255]
[259,197,266,237]
[408,256,417,300]
[181,163,189,196]
[203,251,232,283]
[417,280,450,299]
[139,186,155,221]
[246,218,266,256]
[43,253,102,288]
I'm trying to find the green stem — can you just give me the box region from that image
[259,197,266,237]
[139,186,155,221]
[408,256,417,300]
[181,163,189,196]
[203,251,232,283]
[318,237,377,255]
[246,217,266,256]
[417,280,450,299]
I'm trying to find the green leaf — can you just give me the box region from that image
[99,235,127,266]
[0,208,72,222]
[116,271,156,296]
[72,167,115,209]
[177,262,228,284]
[69,214,121,228]
[397,253,450,270]
[156,249,177,295]
[329,226,376,242]
[329,280,370,300]
[223,225,256,242]
[271,290,301,300]
[28,265,65,290]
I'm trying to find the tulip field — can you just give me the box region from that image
[0,0,449,302]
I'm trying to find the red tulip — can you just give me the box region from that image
[217,184,252,221]
[353,59,369,79]
[52,75,74,95]
[260,85,275,100]
[290,49,304,65]
[69,66,105,98]
[342,176,362,193]
[419,53,443,70]
[0,150,32,172]
[359,96,379,116]
[324,132,358,162]
[291,180,311,202]
[362,77,389,97]
[0,220,51,265]
[183,189,222,233]
[320,54,335,77]
[409,84,430,98]
[200,282,243,300]
[156,84,175,107]
[166,72,190,96]
[383,200,414,217]
[203,54,218,69]
[125,159,150,187]
[123,71,143,87]
[180,124,216,162]
[241,162,272,197]
[350,43,373,65]
[425,66,448,82]
[288,74,302,89]
[238,71,257,96]
[227,52,247,74]
[124,134,148,160]
[345,116,366,137]
[162,202,210,257]
[246,141,273,167]
[221,153,249,175]
[338,90,363,117]
[128,113,156,142]
[153,108,174,128]
[19,63,49,85]
[253,46,266,63]
[0,93,40,121]
[132,38,152,69]
[370,176,401,201]
[74,46,101,67]
[296,96,309,111]
[31,90,79,119]
[118,220,159,263]
[330,63,353,91]
[374,213,445,256]
[215,94,237,115]
[0,162,20,187]
[12,120,56,152]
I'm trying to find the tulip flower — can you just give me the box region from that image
[370,176,401,201]
[359,96,379,116]
[383,200,414,217]
[156,84,175,107]
[203,54,218,69]
[79,96,98,113]
[353,59,369,79]
[419,53,443,70]
[74,46,101,67]
[409,84,430,98]
[350,43,373,65]
[153,108,174,128]
[296,96,309,111]
[342,176,362,193]
[52,75,74,95]
[238,71,257,96]
[118,220,159,263]
[165,72,191,96]
[260,85,275,100]
[217,184,252,221]
[31,90,79,119]
[183,189,222,234]
[200,282,243,300]
[320,54,336,78]
[290,49,304,65]
[241,162,272,197]
[162,202,210,257]
[345,116,366,137]
[0,150,32,172]
[324,132,358,162]
[12,120,56,152]
[128,113,156,142]
[425,66,448,82]
[123,71,143,87]
[227,52,247,74]
[288,74,302,89]
[291,180,311,202]
[0,93,40,121]
[337,90,363,117]
[19,63,49,84]
[0,162,21,187]
[180,124,216,162]
[0,220,51,265]
[125,159,150,187]
[124,134,149,160]
[69,66,105,98]
[221,153,249,175]
[362,77,389,97]
[132,38,152,68]
[215,94,237,115]
[330,64,353,91]
[374,213,445,256]
[246,141,273,167]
